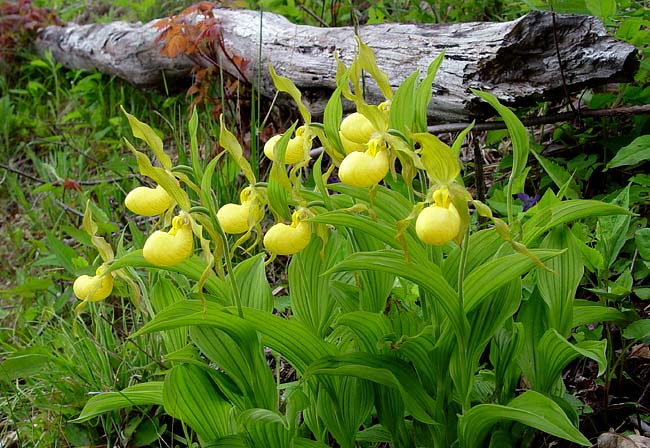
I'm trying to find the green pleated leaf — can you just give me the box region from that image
[336,311,393,353]
[388,329,437,393]
[325,249,467,345]
[522,199,630,245]
[471,90,529,185]
[191,325,276,411]
[489,323,525,404]
[517,290,548,388]
[467,279,521,364]
[305,353,438,425]
[203,435,246,447]
[356,424,393,443]
[389,69,419,136]
[151,277,188,353]
[536,226,583,337]
[289,235,343,337]
[443,228,503,287]
[327,183,416,224]
[241,308,338,374]
[293,438,330,448]
[164,363,233,442]
[572,300,626,327]
[133,300,336,374]
[309,211,401,250]
[458,390,590,447]
[350,228,396,313]
[463,249,562,313]
[318,376,374,448]
[230,254,273,312]
[534,328,607,392]
[73,382,164,423]
[239,408,292,448]
[121,106,170,170]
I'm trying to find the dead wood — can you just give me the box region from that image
[35,8,638,121]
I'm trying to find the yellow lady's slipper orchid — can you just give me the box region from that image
[340,112,376,144]
[143,212,194,266]
[263,210,312,255]
[73,265,114,302]
[339,131,366,154]
[263,131,307,165]
[415,187,461,246]
[338,137,389,187]
[124,184,174,216]
[216,188,264,234]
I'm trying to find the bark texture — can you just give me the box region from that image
[35,8,638,121]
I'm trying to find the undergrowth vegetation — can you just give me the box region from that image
[0,0,649,447]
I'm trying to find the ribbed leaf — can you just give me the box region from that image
[305,353,438,425]
[467,279,521,364]
[349,229,395,313]
[336,312,393,353]
[489,323,525,404]
[325,249,467,345]
[289,235,343,337]
[536,226,583,336]
[239,409,291,448]
[318,376,374,448]
[443,228,503,287]
[522,200,629,245]
[151,277,188,353]
[310,211,401,250]
[191,326,276,411]
[572,300,626,327]
[164,364,233,442]
[241,307,338,373]
[458,390,590,447]
[230,254,273,312]
[133,300,333,377]
[534,328,607,392]
[73,382,164,423]
[463,249,562,313]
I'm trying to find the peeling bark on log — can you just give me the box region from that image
[35,9,638,121]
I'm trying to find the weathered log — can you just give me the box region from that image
[35,8,638,121]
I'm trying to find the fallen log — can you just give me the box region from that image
[35,8,638,121]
